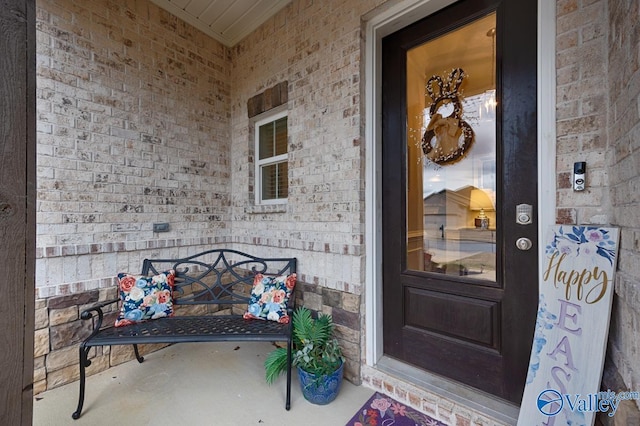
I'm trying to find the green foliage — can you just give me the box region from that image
[264,306,344,385]
[264,347,289,385]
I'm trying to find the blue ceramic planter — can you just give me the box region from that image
[297,361,344,405]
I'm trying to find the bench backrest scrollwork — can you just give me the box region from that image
[141,249,297,308]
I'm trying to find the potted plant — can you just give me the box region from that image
[265,306,345,405]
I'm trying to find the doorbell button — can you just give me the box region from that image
[573,161,586,191]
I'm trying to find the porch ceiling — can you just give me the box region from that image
[151,0,292,47]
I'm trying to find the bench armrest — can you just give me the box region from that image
[79,298,119,340]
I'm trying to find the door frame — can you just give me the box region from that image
[363,0,556,405]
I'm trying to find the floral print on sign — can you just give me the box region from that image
[346,392,447,426]
[526,294,557,384]
[545,226,616,265]
[114,270,175,327]
[243,273,296,324]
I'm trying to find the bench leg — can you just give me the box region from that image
[72,345,91,419]
[133,344,144,363]
[286,338,292,410]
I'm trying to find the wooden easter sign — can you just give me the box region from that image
[517,225,620,426]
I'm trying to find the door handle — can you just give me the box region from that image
[516,237,532,251]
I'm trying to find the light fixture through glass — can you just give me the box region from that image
[481,28,497,120]
[469,189,494,229]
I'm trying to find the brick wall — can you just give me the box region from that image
[556,0,611,225]
[227,0,386,384]
[35,0,231,299]
[33,0,371,394]
[606,0,640,413]
[228,0,381,293]
[34,0,231,392]
[557,0,640,415]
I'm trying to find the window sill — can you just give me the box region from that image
[244,204,287,214]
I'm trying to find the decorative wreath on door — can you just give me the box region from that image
[421,68,475,165]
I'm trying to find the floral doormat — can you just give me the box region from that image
[345,392,447,426]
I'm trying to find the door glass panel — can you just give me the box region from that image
[406,13,497,282]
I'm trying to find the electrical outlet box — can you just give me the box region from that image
[153,223,170,232]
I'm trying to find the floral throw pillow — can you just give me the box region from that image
[243,273,296,324]
[114,270,175,327]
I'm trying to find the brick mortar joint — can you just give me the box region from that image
[38,237,365,258]
[36,236,233,258]
[231,235,364,257]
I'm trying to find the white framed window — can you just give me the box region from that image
[254,110,288,204]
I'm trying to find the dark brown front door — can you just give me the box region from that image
[381,0,538,403]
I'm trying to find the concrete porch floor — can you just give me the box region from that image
[33,341,375,426]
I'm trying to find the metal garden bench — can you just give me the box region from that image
[72,249,297,419]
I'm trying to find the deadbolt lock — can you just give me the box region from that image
[516,237,533,251]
